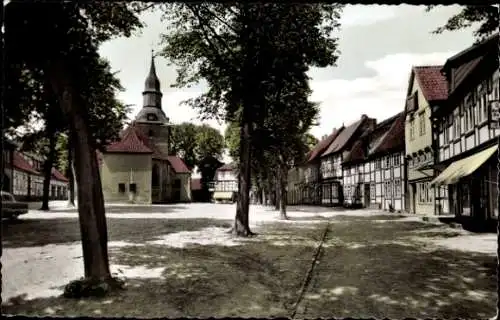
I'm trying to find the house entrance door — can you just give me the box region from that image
[364,184,370,207]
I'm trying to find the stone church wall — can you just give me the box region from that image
[100,154,152,204]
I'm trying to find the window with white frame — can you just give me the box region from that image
[393,154,400,167]
[481,94,488,121]
[375,159,381,170]
[454,113,460,138]
[410,118,415,140]
[426,182,433,202]
[370,183,376,199]
[443,119,450,144]
[386,156,391,168]
[394,179,401,197]
[419,113,426,136]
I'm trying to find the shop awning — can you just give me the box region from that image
[430,145,497,187]
[213,191,234,200]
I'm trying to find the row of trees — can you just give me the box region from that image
[159,3,343,234]
[2,0,496,299]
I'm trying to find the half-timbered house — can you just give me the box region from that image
[430,33,499,221]
[404,66,448,215]
[342,112,406,211]
[319,115,376,206]
[299,129,342,205]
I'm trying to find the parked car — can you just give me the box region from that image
[1,191,28,220]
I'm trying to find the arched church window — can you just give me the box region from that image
[147,113,158,121]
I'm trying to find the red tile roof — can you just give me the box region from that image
[13,151,40,175]
[51,168,68,182]
[105,125,153,154]
[191,178,202,190]
[321,115,373,157]
[370,112,406,156]
[217,163,236,172]
[413,66,448,102]
[307,128,343,162]
[167,156,190,173]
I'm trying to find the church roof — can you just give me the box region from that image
[105,125,154,154]
[167,156,190,173]
[144,55,161,93]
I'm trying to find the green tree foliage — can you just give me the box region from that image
[160,3,342,235]
[224,121,241,162]
[196,124,225,160]
[427,5,499,42]
[170,122,225,170]
[304,133,319,152]
[4,0,144,295]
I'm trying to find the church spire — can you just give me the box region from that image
[142,51,163,109]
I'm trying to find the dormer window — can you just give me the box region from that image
[147,113,158,121]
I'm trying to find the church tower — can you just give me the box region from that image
[134,52,170,156]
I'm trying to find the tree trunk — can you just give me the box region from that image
[41,130,56,210]
[67,145,75,206]
[274,175,280,211]
[279,163,288,220]
[46,61,110,281]
[233,122,254,236]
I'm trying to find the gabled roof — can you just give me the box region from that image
[343,112,405,164]
[51,168,68,182]
[442,33,498,94]
[217,163,236,172]
[444,33,498,68]
[370,112,406,156]
[343,139,366,164]
[321,115,371,157]
[307,127,343,162]
[13,151,40,175]
[167,156,190,174]
[412,66,448,102]
[104,124,172,161]
[105,125,153,154]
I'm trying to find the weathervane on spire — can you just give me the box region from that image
[150,42,159,59]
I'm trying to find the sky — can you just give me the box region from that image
[98,4,477,142]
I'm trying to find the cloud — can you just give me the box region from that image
[309,51,456,138]
[340,5,397,27]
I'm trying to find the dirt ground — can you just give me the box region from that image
[2,205,497,318]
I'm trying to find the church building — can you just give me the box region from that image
[98,55,192,204]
